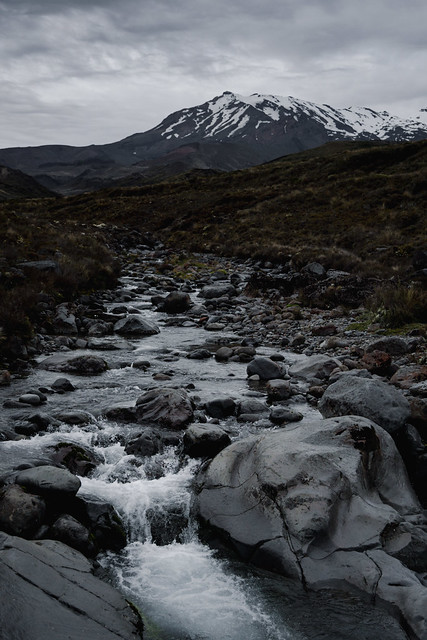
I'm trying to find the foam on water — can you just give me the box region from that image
[103,540,295,640]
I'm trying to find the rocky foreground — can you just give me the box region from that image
[0,240,426,639]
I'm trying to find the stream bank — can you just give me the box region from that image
[0,241,426,639]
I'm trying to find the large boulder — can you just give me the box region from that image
[196,416,427,639]
[114,316,160,336]
[135,387,193,430]
[0,534,142,639]
[183,424,231,458]
[199,284,237,299]
[318,375,411,434]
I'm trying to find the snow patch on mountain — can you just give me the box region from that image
[158,91,427,144]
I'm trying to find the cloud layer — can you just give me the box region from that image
[1,0,426,146]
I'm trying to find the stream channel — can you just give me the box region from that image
[0,266,411,640]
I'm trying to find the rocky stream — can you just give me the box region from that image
[0,242,426,640]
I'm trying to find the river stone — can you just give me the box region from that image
[39,354,108,375]
[163,291,192,314]
[205,397,236,419]
[135,387,193,430]
[53,304,78,335]
[114,315,160,336]
[196,415,426,640]
[247,357,284,381]
[125,428,162,457]
[288,354,342,381]
[54,410,93,425]
[237,398,268,416]
[49,514,96,557]
[318,376,411,433]
[183,424,231,458]
[51,377,75,392]
[18,393,43,406]
[0,485,46,537]
[15,465,81,497]
[266,379,292,401]
[0,534,143,639]
[269,406,303,424]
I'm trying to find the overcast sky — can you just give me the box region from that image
[1,0,427,148]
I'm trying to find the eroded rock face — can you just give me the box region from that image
[318,375,411,434]
[196,416,427,640]
[0,534,143,639]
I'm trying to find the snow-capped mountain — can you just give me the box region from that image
[0,91,426,194]
[153,91,427,149]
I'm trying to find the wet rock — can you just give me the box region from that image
[54,411,93,426]
[70,496,127,553]
[114,316,160,336]
[125,428,162,457]
[0,534,142,639]
[18,393,43,406]
[318,376,411,434]
[269,406,303,424]
[163,291,192,314]
[0,485,46,537]
[289,354,342,381]
[15,465,81,498]
[50,443,99,476]
[266,379,292,402]
[196,415,426,640]
[187,349,211,360]
[237,398,268,417]
[215,346,234,362]
[104,406,137,422]
[135,387,193,430]
[39,354,108,375]
[183,424,231,458]
[49,514,96,557]
[51,377,75,392]
[205,397,236,419]
[247,357,284,381]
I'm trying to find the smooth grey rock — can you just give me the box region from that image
[0,534,142,639]
[183,424,231,458]
[318,376,411,433]
[135,387,193,430]
[196,415,426,640]
[237,398,268,416]
[114,315,160,336]
[269,406,303,424]
[15,465,81,497]
[18,393,43,406]
[54,410,93,425]
[0,485,46,537]
[289,354,342,381]
[246,357,284,381]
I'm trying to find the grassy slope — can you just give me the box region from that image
[0,139,426,357]
[3,139,424,274]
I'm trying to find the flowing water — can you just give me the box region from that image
[0,273,410,640]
